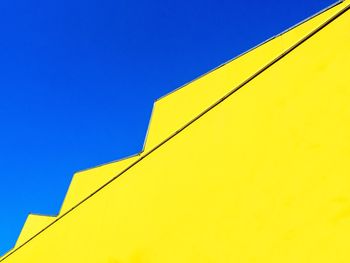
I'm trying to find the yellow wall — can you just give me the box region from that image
[2,1,350,262]
[143,0,346,151]
[59,155,140,214]
[14,214,55,248]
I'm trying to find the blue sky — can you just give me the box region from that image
[0,0,337,255]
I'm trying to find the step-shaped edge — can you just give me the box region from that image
[5,154,141,257]
[142,0,346,152]
[59,154,140,214]
[57,0,347,219]
[3,0,346,259]
[15,214,56,248]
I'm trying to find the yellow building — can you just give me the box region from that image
[2,1,350,262]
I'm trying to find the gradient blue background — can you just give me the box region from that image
[0,0,337,255]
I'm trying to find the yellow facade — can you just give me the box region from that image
[2,1,350,262]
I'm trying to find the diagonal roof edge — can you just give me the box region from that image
[1,1,350,261]
[156,0,344,102]
[46,1,344,185]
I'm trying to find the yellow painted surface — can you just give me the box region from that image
[143,1,346,151]
[14,214,55,248]
[7,157,141,252]
[2,1,350,262]
[59,155,140,214]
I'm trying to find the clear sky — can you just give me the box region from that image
[0,0,337,255]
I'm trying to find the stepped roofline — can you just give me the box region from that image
[1,0,350,260]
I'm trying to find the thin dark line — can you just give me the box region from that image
[155,0,344,102]
[1,2,349,261]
